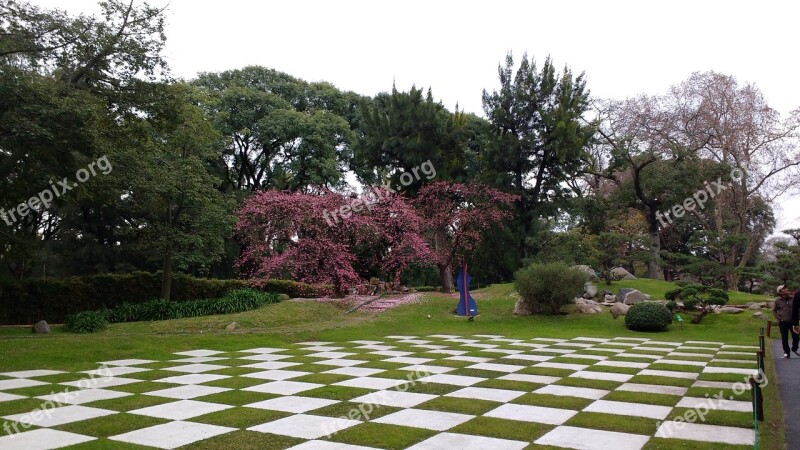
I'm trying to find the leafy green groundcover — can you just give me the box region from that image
[65,289,280,333]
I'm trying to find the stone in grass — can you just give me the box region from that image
[610,303,630,319]
[32,320,50,334]
[574,298,603,314]
[611,266,636,280]
[752,311,767,320]
[225,322,240,331]
[720,307,744,314]
[583,283,598,299]
[616,288,648,305]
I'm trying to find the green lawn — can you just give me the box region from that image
[598,278,770,305]
[0,282,785,450]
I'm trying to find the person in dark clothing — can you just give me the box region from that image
[774,285,799,358]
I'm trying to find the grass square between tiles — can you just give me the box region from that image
[325,422,437,449]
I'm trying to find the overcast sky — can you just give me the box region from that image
[35,0,800,233]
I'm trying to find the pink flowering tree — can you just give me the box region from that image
[414,182,517,293]
[235,188,431,295]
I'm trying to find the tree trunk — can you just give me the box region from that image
[439,263,454,293]
[161,245,174,301]
[645,210,662,280]
[725,271,740,292]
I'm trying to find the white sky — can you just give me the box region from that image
[35,0,800,234]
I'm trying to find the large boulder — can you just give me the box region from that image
[616,288,648,305]
[747,303,762,310]
[571,265,599,282]
[225,322,240,331]
[583,283,598,299]
[610,303,630,319]
[611,267,636,280]
[513,298,534,316]
[575,298,603,314]
[720,307,744,314]
[32,320,50,334]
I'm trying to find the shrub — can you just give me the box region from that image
[414,286,438,292]
[514,262,588,315]
[625,302,673,332]
[249,279,333,298]
[65,310,108,333]
[664,284,728,324]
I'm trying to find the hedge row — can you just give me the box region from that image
[0,272,332,325]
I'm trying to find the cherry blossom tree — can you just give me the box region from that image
[414,182,518,293]
[235,188,431,294]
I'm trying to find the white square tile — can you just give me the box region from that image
[383,357,432,365]
[595,360,649,369]
[245,395,339,413]
[110,420,235,449]
[399,365,454,375]
[676,396,751,412]
[357,345,394,351]
[462,343,498,349]
[170,356,229,364]
[692,380,750,390]
[315,359,366,367]
[0,429,95,450]
[350,340,385,345]
[307,352,354,359]
[385,335,419,339]
[569,371,633,382]
[242,361,301,370]
[498,373,561,384]
[157,374,230,385]
[81,366,149,377]
[532,348,576,354]
[323,367,385,377]
[374,408,473,430]
[334,377,403,390]
[535,362,589,371]
[428,349,467,356]
[445,387,525,403]
[534,385,609,400]
[417,374,486,386]
[444,356,492,363]
[244,381,323,395]
[174,350,225,357]
[467,363,524,373]
[143,385,231,400]
[563,354,608,361]
[656,359,707,367]
[36,389,131,405]
[535,426,650,450]
[243,370,310,381]
[60,377,141,389]
[485,403,577,425]
[656,421,754,445]
[584,400,672,419]
[3,405,116,427]
[239,347,287,354]
[0,392,26,402]
[287,441,382,450]
[702,366,757,376]
[129,400,232,420]
[248,414,360,439]
[504,354,553,362]
[99,359,156,366]
[0,379,47,390]
[162,364,227,374]
[297,341,335,346]
[0,370,65,378]
[406,432,528,450]
[240,354,292,362]
[617,383,688,396]
[351,390,436,408]
[304,346,345,352]
[638,369,698,380]
[370,350,413,357]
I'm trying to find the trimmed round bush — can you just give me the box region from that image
[624,302,673,332]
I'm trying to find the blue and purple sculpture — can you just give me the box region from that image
[456,264,478,319]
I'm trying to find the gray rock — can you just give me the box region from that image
[610,303,630,319]
[748,304,762,310]
[752,311,767,320]
[611,267,636,280]
[617,288,647,305]
[32,320,50,334]
[225,322,240,331]
[583,283,598,299]
[513,299,534,316]
[576,302,603,314]
[571,265,599,282]
[720,307,744,314]
[602,289,613,296]
[604,294,616,303]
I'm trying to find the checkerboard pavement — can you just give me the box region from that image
[0,335,760,449]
